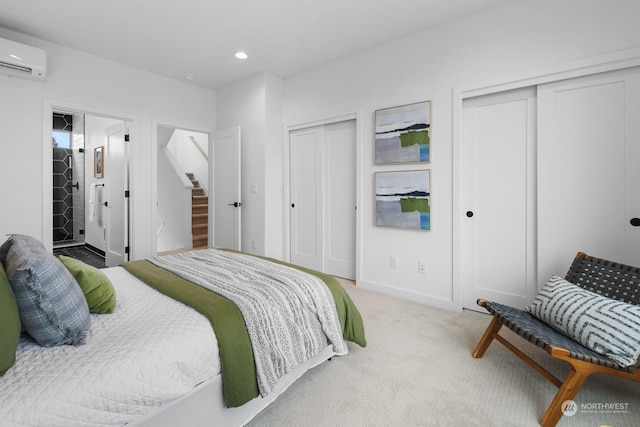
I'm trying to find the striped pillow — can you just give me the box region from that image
[526,276,640,367]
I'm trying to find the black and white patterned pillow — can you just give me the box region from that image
[526,275,640,367]
[1,235,90,347]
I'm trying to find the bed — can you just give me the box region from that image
[0,235,366,426]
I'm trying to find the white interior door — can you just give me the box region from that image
[290,120,356,278]
[105,123,129,267]
[460,87,537,310]
[212,126,241,250]
[538,67,640,279]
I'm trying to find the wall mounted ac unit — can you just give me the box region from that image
[0,37,47,81]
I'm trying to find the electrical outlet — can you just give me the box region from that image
[418,260,427,274]
[252,240,257,250]
[390,256,398,269]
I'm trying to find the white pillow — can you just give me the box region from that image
[526,275,640,367]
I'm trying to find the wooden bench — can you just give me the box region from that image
[472,252,640,427]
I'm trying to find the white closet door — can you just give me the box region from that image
[460,87,537,310]
[538,67,640,280]
[290,120,356,278]
[290,126,324,271]
[324,120,356,279]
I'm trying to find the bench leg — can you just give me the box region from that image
[540,369,589,427]
[472,316,502,358]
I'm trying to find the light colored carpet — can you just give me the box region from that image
[246,279,640,427]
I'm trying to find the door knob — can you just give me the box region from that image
[466,211,474,218]
[631,218,640,227]
[228,202,243,207]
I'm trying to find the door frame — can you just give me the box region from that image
[42,99,136,254]
[452,47,640,311]
[151,120,213,255]
[283,111,362,280]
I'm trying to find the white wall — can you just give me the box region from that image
[216,73,284,258]
[157,145,192,253]
[278,0,640,308]
[0,27,216,258]
[167,129,209,193]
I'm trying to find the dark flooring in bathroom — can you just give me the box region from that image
[53,245,106,269]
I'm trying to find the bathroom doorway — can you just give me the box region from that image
[50,111,130,268]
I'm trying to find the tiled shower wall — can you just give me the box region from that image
[52,112,85,245]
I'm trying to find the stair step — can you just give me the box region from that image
[192,195,208,205]
[193,235,208,248]
[192,213,208,225]
[192,204,208,215]
[192,223,208,232]
[188,171,209,249]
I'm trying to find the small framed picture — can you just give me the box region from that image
[375,169,431,230]
[375,100,431,164]
[94,146,104,178]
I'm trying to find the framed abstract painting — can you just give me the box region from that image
[375,169,430,231]
[375,101,431,164]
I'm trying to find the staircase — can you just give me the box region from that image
[187,173,208,248]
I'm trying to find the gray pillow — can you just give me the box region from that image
[526,275,640,367]
[1,234,90,347]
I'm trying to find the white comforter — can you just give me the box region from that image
[0,267,219,427]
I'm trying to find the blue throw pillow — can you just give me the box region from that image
[1,234,90,347]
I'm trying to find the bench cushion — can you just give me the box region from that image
[526,276,640,367]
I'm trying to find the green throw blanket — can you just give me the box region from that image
[121,252,366,407]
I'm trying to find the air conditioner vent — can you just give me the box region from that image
[0,38,47,80]
[0,60,32,75]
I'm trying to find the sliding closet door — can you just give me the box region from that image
[324,121,356,279]
[290,126,324,272]
[460,87,537,311]
[290,120,356,279]
[538,67,640,280]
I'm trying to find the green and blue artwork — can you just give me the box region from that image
[375,170,430,230]
[375,101,431,164]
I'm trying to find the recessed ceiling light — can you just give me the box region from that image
[184,73,195,80]
[235,51,248,60]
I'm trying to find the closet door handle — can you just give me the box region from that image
[631,218,640,227]
[466,211,474,218]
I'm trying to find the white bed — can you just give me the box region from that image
[0,249,364,426]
